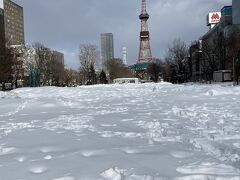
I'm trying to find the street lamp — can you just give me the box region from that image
[233,57,236,86]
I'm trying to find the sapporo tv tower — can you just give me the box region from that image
[138,0,152,63]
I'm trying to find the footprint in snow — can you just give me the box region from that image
[53,177,75,180]
[29,166,48,174]
[121,119,134,122]
[40,147,59,153]
[122,147,139,154]
[81,149,105,157]
[170,151,193,159]
[16,156,27,162]
[44,155,53,160]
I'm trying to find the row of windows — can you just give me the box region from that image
[6,30,24,37]
[5,15,23,22]
[6,31,24,36]
[5,27,24,33]
[5,9,23,15]
[5,14,23,20]
[6,22,24,29]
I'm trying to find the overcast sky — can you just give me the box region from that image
[14,0,231,69]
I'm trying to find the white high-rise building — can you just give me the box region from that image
[122,47,127,65]
[101,33,114,70]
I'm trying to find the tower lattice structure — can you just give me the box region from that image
[138,0,152,63]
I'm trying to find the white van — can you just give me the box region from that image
[113,78,141,84]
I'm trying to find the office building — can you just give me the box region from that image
[0,0,24,46]
[0,0,24,83]
[101,33,114,69]
[189,3,240,82]
[0,7,5,59]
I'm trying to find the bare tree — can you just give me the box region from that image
[32,43,65,86]
[22,45,38,75]
[147,59,163,82]
[64,68,80,87]
[165,39,188,83]
[104,58,133,82]
[200,36,223,82]
[32,43,51,86]
[79,44,99,83]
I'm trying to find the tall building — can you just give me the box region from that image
[101,33,114,69]
[52,50,64,65]
[0,0,25,83]
[122,47,127,65]
[0,0,24,46]
[138,0,152,63]
[0,6,5,59]
[233,0,240,25]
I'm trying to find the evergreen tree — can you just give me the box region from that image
[87,64,97,85]
[99,70,108,84]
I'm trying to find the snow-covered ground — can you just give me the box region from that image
[0,83,240,180]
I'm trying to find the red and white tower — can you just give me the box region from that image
[138,0,152,63]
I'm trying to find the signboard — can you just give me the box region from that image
[207,12,221,26]
[0,0,3,9]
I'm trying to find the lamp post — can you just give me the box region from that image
[233,57,236,86]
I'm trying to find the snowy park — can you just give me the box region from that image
[0,83,240,180]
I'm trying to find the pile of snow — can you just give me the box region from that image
[0,91,20,99]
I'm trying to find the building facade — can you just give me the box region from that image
[101,33,114,70]
[189,2,240,82]
[0,7,5,60]
[2,0,24,46]
[233,0,240,25]
[0,0,25,85]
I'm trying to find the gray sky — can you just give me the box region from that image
[14,0,230,69]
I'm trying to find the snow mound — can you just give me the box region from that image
[101,167,154,180]
[176,162,240,176]
[175,175,240,180]
[101,167,127,180]
[29,166,48,174]
[0,91,20,99]
[205,87,240,96]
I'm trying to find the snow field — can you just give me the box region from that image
[0,83,240,179]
